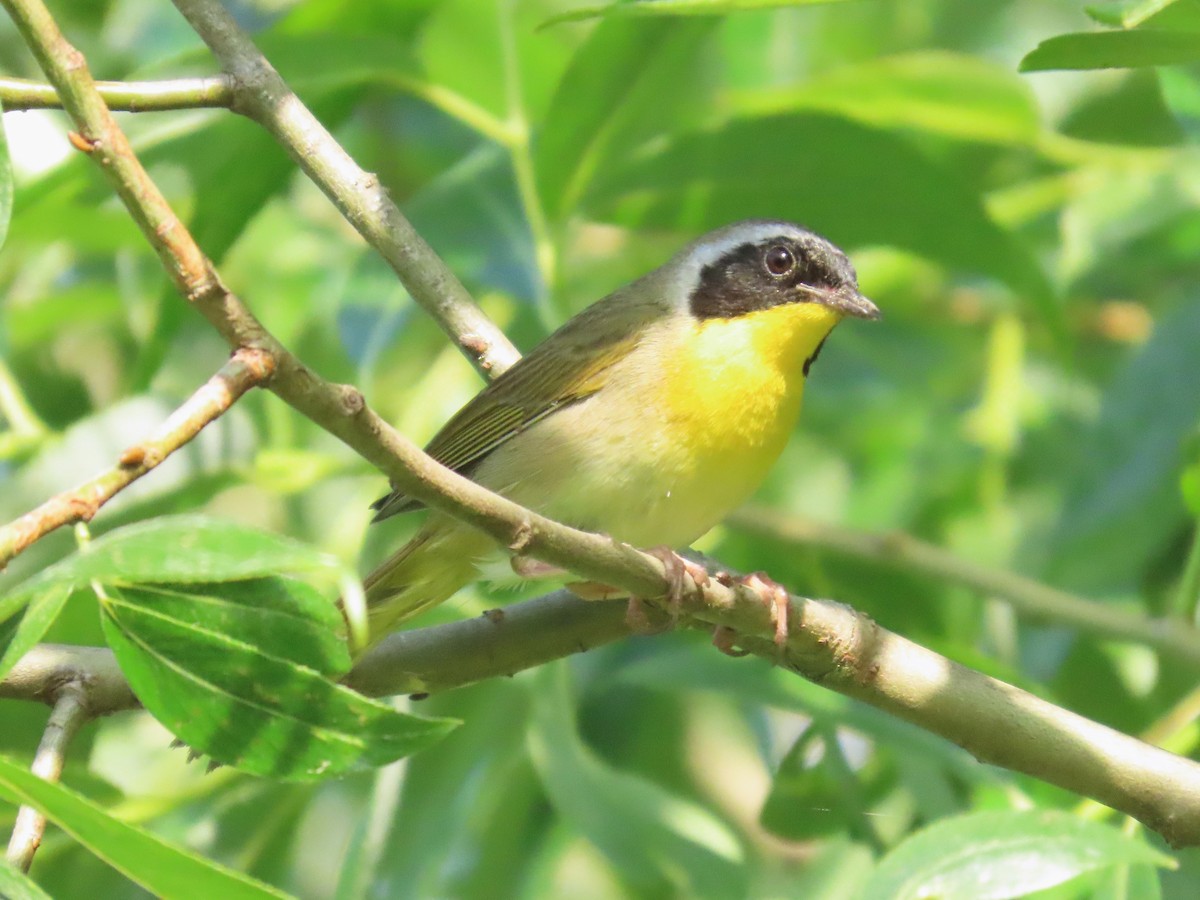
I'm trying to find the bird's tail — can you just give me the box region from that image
[361,520,484,647]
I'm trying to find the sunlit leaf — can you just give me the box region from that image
[536,18,717,219]
[542,0,859,28]
[14,515,343,596]
[0,113,12,249]
[0,859,53,900]
[1021,29,1200,72]
[0,583,71,682]
[731,51,1040,145]
[1087,0,1195,29]
[97,581,454,779]
[0,755,292,899]
[858,810,1174,900]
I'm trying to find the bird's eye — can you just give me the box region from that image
[764,245,795,277]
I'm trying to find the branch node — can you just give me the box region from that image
[66,130,96,152]
[118,445,147,468]
[460,334,493,370]
[338,384,366,416]
[234,345,277,382]
[508,520,534,554]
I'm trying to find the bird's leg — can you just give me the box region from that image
[566,547,708,636]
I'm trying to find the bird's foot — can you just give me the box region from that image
[646,546,710,623]
[712,625,749,657]
[740,571,791,646]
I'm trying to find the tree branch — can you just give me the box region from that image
[0,348,274,570]
[4,680,88,871]
[170,0,520,378]
[0,74,232,110]
[732,506,1200,667]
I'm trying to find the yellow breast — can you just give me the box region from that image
[603,300,844,546]
[485,301,843,550]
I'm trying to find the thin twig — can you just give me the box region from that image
[0,348,275,569]
[0,74,233,110]
[4,680,88,871]
[731,507,1200,667]
[170,0,520,378]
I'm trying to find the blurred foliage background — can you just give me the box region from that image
[3,0,1200,897]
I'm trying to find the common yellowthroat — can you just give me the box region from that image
[364,220,879,640]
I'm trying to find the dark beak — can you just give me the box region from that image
[822,287,881,321]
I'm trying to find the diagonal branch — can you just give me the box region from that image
[731,507,1200,667]
[0,348,274,570]
[11,572,1200,849]
[170,0,520,378]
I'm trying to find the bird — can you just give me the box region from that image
[362,219,880,645]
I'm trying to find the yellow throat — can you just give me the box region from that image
[665,300,843,459]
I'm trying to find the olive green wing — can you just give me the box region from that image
[370,292,654,521]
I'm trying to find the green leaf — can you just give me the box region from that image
[760,726,861,840]
[0,113,12,249]
[528,664,746,899]
[590,113,1058,328]
[0,858,54,900]
[0,755,291,899]
[732,51,1041,146]
[1047,301,1200,592]
[1021,30,1200,72]
[1183,464,1200,517]
[367,682,539,897]
[1087,0,1188,28]
[535,18,717,220]
[541,0,858,28]
[858,810,1174,900]
[11,515,342,599]
[0,583,71,682]
[98,582,455,779]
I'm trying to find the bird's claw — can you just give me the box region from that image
[712,625,749,657]
[741,571,790,646]
[646,546,709,622]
